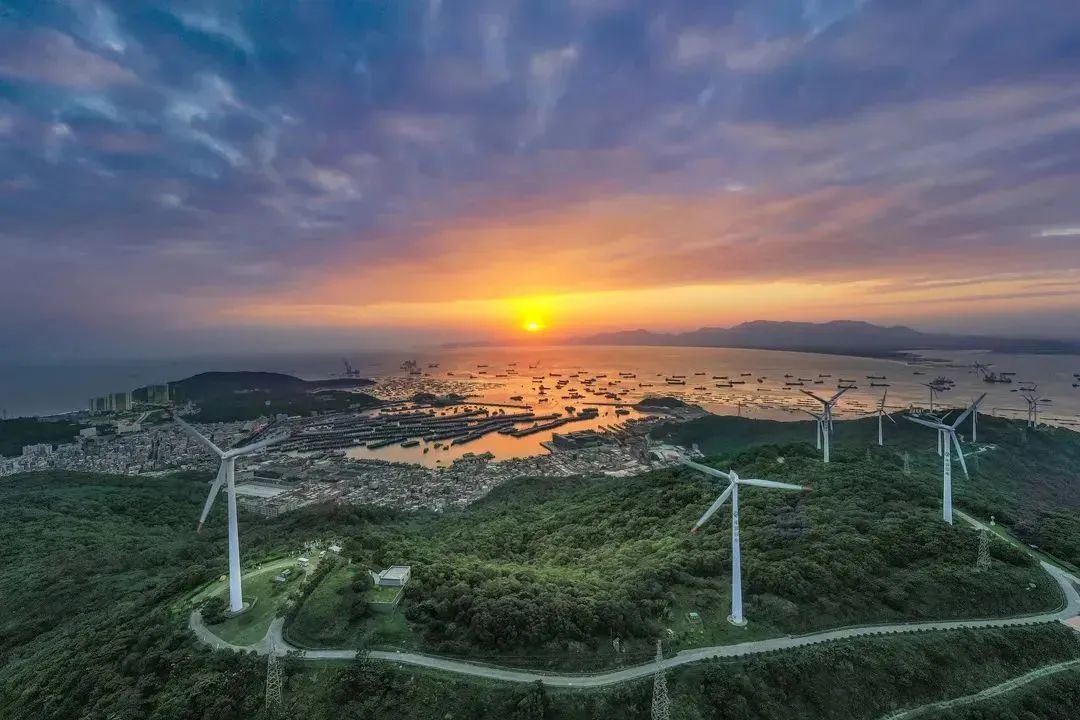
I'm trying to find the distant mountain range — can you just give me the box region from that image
[570,320,1080,357]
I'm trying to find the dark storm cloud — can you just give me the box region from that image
[1,0,1079,358]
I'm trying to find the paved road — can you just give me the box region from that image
[190,558,1080,688]
[877,658,1080,720]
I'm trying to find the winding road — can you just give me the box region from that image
[190,550,1080,688]
[877,658,1080,719]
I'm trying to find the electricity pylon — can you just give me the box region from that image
[265,641,283,714]
[976,529,991,572]
[652,639,671,720]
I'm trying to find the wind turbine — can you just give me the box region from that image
[1020,389,1050,428]
[968,394,986,442]
[871,390,895,446]
[803,408,825,453]
[904,394,983,525]
[800,387,850,462]
[921,383,940,412]
[176,416,289,613]
[684,460,809,626]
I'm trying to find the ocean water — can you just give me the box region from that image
[3,346,1078,430]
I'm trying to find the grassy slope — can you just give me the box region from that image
[287,565,368,648]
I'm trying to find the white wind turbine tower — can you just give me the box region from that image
[968,393,986,442]
[684,460,810,626]
[921,382,940,412]
[800,409,826,454]
[904,394,984,525]
[800,387,850,462]
[871,390,896,446]
[1020,387,1050,429]
[176,416,289,613]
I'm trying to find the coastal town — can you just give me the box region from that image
[0,396,690,515]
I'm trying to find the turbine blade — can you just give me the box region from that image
[691,484,734,532]
[952,393,987,428]
[800,389,828,405]
[885,412,897,424]
[905,415,947,431]
[682,460,734,483]
[225,430,290,457]
[198,462,227,532]
[175,416,224,458]
[738,478,809,492]
[800,409,822,420]
[951,431,969,478]
[828,386,851,404]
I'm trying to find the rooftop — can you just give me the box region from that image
[379,565,411,581]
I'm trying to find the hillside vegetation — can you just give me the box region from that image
[656,413,1080,569]
[0,417,86,457]
[168,371,380,422]
[2,449,1079,718]
[284,443,1059,669]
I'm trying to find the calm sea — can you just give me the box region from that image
[3,346,1078,429]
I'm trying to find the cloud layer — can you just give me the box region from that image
[2,0,1080,358]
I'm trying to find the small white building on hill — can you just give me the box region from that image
[371,565,411,588]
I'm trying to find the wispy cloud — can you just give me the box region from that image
[2,0,1080,356]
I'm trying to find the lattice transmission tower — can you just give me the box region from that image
[652,639,671,720]
[265,643,283,714]
[976,529,991,572]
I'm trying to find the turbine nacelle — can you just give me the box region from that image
[683,460,809,533]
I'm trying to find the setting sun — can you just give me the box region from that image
[523,320,544,333]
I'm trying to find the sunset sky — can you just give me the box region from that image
[2,1,1080,360]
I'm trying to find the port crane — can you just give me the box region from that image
[342,358,360,376]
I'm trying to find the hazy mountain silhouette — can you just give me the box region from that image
[572,320,1080,356]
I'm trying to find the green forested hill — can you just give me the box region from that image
[0,472,268,719]
[354,445,1057,665]
[657,413,1080,568]
[3,416,1080,719]
[0,418,87,457]
[166,371,380,421]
